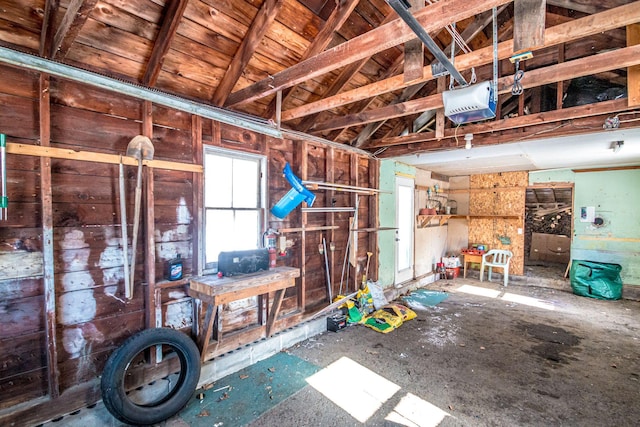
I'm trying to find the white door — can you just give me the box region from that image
[395,176,414,285]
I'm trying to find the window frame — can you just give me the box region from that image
[201,146,267,275]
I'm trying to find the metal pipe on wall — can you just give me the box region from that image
[0,47,282,139]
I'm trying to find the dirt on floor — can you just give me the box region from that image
[249,278,640,427]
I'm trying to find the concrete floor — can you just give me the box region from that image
[249,277,640,426]
[47,271,640,426]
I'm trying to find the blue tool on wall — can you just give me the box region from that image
[0,133,7,221]
[271,162,315,218]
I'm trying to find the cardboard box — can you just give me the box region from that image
[530,233,571,263]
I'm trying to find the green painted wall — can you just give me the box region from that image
[572,169,640,285]
[530,168,640,286]
[378,160,415,287]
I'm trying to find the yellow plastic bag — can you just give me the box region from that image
[386,303,416,321]
[362,307,404,333]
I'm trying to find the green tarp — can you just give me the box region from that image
[570,260,623,300]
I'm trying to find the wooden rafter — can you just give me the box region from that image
[296,12,400,133]
[264,0,361,117]
[282,1,640,122]
[311,43,640,133]
[39,0,59,58]
[143,0,189,87]
[211,0,285,106]
[351,7,506,146]
[50,0,98,59]
[377,98,638,157]
[226,0,512,106]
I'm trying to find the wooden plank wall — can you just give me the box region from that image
[469,172,527,275]
[0,62,375,418]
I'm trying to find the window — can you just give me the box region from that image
[203,147,265,271]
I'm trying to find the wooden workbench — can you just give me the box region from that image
[188,267,300,362]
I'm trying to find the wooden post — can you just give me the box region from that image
[40,73,60,398]
[627,24,640,107]
[142,101,157,331]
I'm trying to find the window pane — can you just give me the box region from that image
[205,209,260,264]
[232,158,259,208]
[234,210,260,249]
[204,155,232,207]
[205,210,233,264]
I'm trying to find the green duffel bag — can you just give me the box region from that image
[570,260,623,300]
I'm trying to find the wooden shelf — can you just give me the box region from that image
[417,214,522,228]
[417,215,453,228]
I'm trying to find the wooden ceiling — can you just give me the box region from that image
[2,0,640,157]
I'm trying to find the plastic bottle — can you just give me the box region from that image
[168,254,183,281]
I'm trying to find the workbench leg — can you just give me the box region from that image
[464,261,468,278]
[198,304,216,362]
[266,289,286,337]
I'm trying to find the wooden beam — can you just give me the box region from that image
[51,0,98,59]
[374,98,632,154]
[312,43,640,133]
[296,13,399,134]
[143,0,189,87]
[351,7,505,146]
[404,0,424,83]
[281,2,640,121]
[39,73,60,399]
[264,0,361,118]
[513,0,546,54]
[192,115,203,278]
[212,0,284,106]
[6,143,202,172]
[39,0,59,58]
[226,0,511,106]
[627,23,640,107]
[546,0,600,15]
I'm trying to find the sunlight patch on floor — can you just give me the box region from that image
[385,392,450,427]
[456,284,555,310]
[306,356,400,422]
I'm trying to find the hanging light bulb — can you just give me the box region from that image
[464,133,473,150]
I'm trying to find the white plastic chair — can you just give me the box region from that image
[480,249,513,287]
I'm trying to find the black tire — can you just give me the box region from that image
[101,328,201,426]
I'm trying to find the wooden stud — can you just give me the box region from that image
[40,73,60,399]
[142,101,157,331]
[557,44,565,109]
[435,77,446,139]
[627,23,640,107]
[326,147,335,300]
